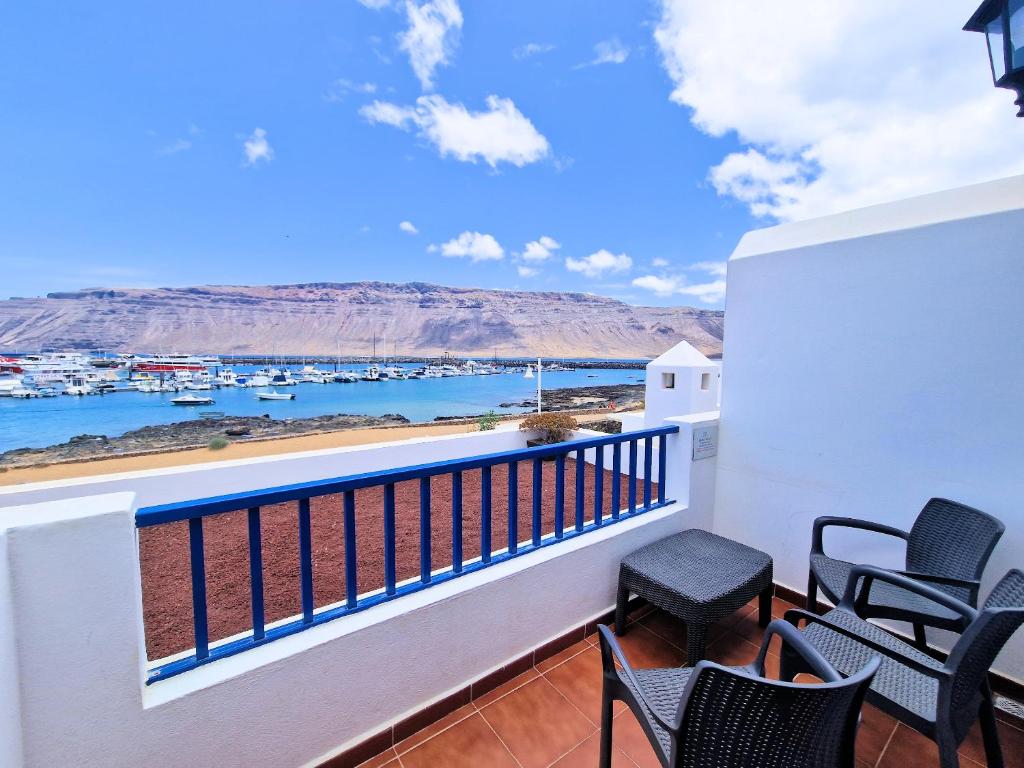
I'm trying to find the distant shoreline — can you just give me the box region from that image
[0,383,645,475]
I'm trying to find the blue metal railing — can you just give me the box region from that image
[136,425,679,683]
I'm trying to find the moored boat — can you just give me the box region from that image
[256,390,295,401]
[171,394,215,405]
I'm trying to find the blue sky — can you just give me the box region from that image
[1,2,1019,309]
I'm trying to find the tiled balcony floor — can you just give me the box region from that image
[358,598,1024,768]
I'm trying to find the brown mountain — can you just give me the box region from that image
[0,282,724,358]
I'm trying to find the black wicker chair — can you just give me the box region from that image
[597,620,878,768]
[808,498,1004,648]
[784,566,1024,768]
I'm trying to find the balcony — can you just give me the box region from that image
[2,177,1023,768]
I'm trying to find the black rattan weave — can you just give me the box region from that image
[807,498,1004,649]
[597,620,878,768]
[785,567,1024,768]
[616,529,774,663]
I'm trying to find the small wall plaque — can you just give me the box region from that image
[692,425,718,460]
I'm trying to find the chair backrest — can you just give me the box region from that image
[906,498,1004,598]
[673,629,877,768]
[945,570,1024,719]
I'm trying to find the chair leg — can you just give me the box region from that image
[937,736,961,768]
[759,584,772,628]
[806,572,819,614]
[614,581,630,635]
[687,622,708,666]
[599,688,615,768]
[979,698,1005,768]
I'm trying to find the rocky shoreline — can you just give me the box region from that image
[0,413,411,469]
[0,383,646,469]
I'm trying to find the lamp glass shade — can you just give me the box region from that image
[988,13,1007,81]
[1011,0,1024,69]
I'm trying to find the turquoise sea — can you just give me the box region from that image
[0,363,645,453]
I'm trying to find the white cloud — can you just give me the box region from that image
[565,249,632,278]
[521,235,560,262]
[580,38,629,67]
[157,138,191,156]
[356,0,392,8]
[651,257,669,268]
[360,94,550,168]
[632,261,727,304]
[243,127,273,166]
[653,1,1024,222]
[432,231,504,262]
[399,0,463,90]
[514,42,556,60]
[324,79,378,102]
[517,265,540,278]
[399,220,419,234]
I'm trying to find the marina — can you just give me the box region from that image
[0,352,649,454]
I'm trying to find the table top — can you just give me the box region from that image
[621,529,772,603]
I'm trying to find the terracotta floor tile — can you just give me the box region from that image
[610,709,663,768]
[609,624,687,669]
[705,632,761,667]
[394,703,477,756]
[544,645,626,724]
[876,723,949,768]
[473,667,539,709]
[399,712,519,768]
[771,596,799,620]
[355,747,398,768]
[479,676,596,768]
[550,732,637,768]
[636,609,687,649]
[958,717,1024,767]
[536,638,591,674]
[729,607,769,645]
[855,704,898,767]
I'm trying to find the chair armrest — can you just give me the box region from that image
[754,619,842,682]
[783,607,949,680]
[841,565,978,622]
[811,516,909,556]
[596,626,676,732]
[896,571,981,599]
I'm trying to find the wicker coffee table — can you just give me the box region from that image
[615,529,774,664]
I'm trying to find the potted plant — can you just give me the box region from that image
[519,412,579,454]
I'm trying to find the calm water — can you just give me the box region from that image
[0,364,644,452]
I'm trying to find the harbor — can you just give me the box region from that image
[0,351,650,457]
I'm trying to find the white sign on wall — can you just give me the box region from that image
[692,425,718,460]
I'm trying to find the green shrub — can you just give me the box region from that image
[208,436,230,451]
[478,410,500,431]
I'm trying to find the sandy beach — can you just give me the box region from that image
[0,412,622,487]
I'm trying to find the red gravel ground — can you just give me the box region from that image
[139,458,658,659]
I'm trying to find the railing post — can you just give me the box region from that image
[452,471,463,573]
[643,439,653,510]
[594,445,604,525]
[419,477,431,583]
[628,440,638,514]
[574,449,585,532]
[554,453,565,538]
[612,441,621,519]
[298,498,314,623]
[481,466,492,563]
[532,458,542,546]
[384,483,396,595]
[507,461,518,554]
[343,490,357,608]
[658,435,667,504]
[247,507,265,641]
[188,517,209,660]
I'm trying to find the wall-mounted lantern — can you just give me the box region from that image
[965,0,1024,116]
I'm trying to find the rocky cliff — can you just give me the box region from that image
[0,282,724,358]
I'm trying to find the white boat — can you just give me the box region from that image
[0,373,24,397]
[63,376,96,395]
[256,390,295,401]
[13,353,90,383]
[215,369,238,387]
[361,365,382,382]
[10,386,40,398]
[171,394,215,405]
[332,371,359,383]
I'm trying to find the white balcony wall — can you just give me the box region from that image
[712,174,1024,681]
[0,418,713,768]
